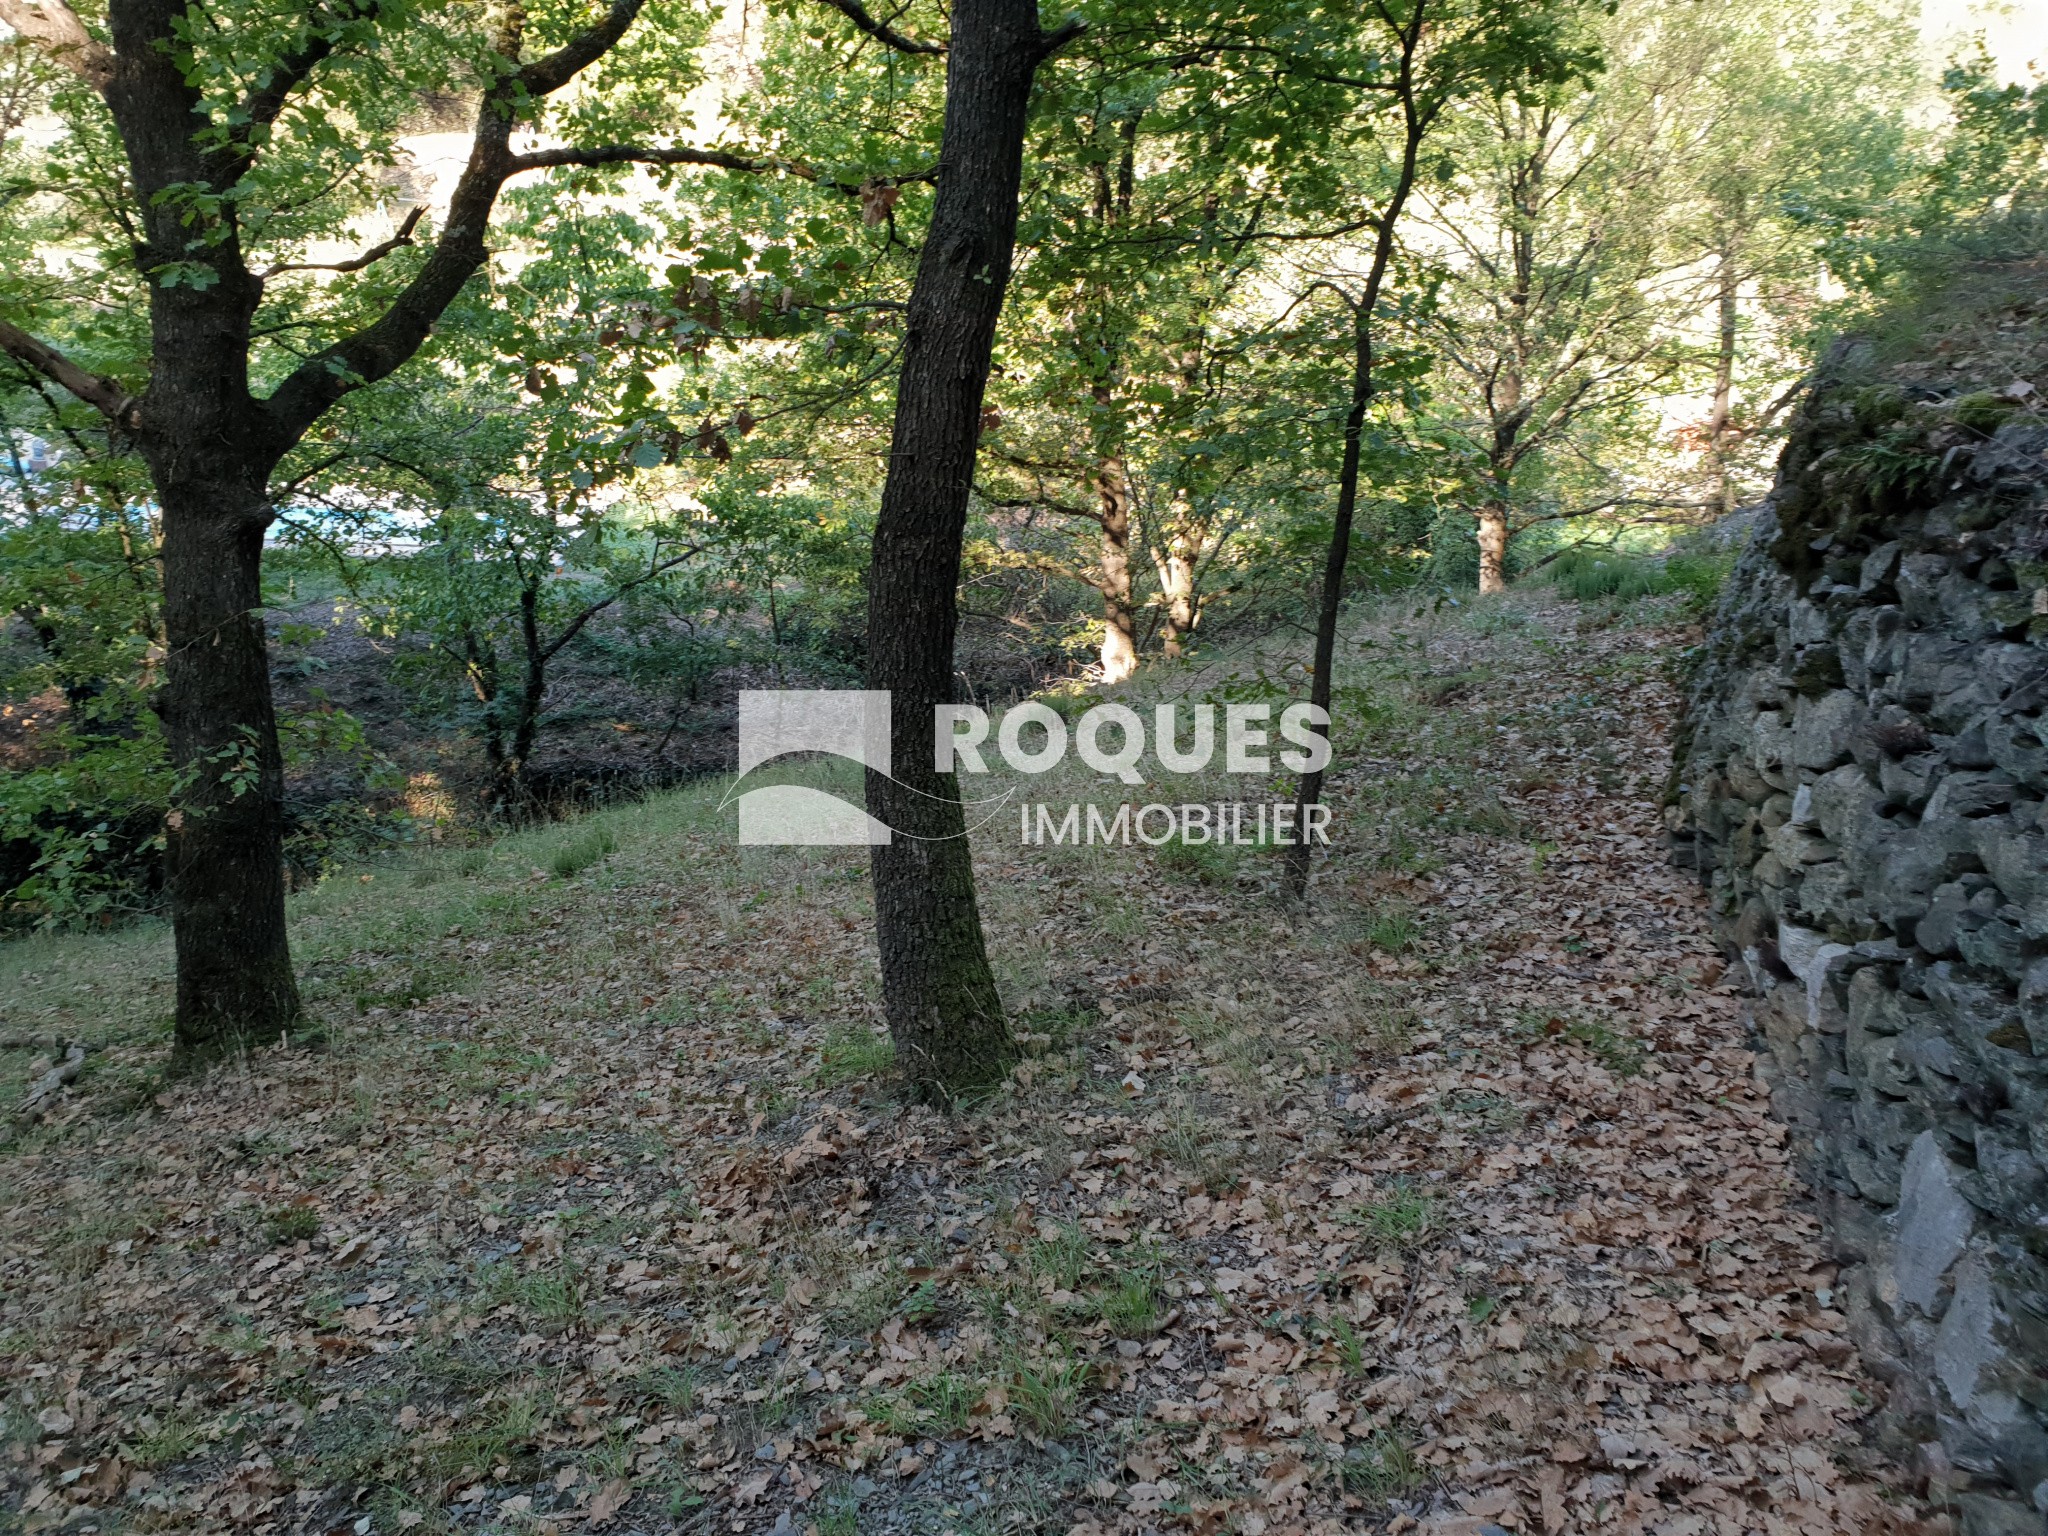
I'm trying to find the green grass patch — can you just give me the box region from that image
[1341,1182,1439,1252]
[479,1260,590,1330]
[120,1408,202,1470]
[1513,1009,1648,1076]
[1095,1265,1165,1338]
[1361,904,1418,955]
[1540,547,1730,616]
[1341,1427,1425,1499]
[867,1369,982,1437]
[1008,1355,1091,1439]
[262,1204,320,1245]
[813,1021,895,1085]
[549,825,617,879]
[1024,1222,1091,1291]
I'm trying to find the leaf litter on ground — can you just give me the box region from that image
[0,592,1948,1536]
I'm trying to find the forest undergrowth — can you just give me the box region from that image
[0,592,1951,1536]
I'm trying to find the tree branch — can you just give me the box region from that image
[810,0,943,56]
[261,0,652,446]
[509,144,790,176]
[237,0,381,144]
[1037,15,1085,59]
[0,317,133,421]
[520,0,649,93]
[507,141,935,201]
[0,0,111,90]
[258,204,425,280]
[979,492,1097,521]
[539,545,708,662]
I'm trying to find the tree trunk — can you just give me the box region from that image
[493,572,548,814]
[864,0,1070,1104]
[156,478,303,1051]
[1476,503,1510,594]
[1155,535,1196,659]
[1284,14,1430,901]
[1095,454,1137,683]
[1285,306,1371,897]
[1706,247,1739,516]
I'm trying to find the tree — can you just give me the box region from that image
[975,10,1371,682]
[363,482,710,813]
[984,81,1163,685]
[1406,2,1711,595]
[1684,2,1948,512]
[1401,0,1923,576]
[1281,0,1594,896]
[861,0,1081,1104]
[0,0,779,1051]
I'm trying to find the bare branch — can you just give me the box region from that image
[258,204,425,280]
[978,492,1097,520]
[507,142,936,202]
[0,0,111,90]
[0,316,133,421]
[810,0,943,56]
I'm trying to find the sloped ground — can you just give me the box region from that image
[0,593,1945,1536]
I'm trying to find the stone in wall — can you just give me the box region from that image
[1671,359,2048,1534]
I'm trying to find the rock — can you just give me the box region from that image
[1767,821,1835,867]
[17,1043,85,1124]
[1809,762,1885,844]
[1894,1132,1973,1316]
[1984,716,2048,792]
[2021,960,2048,1055]
[1948,720,2001,768]
[1954,1492,2046,1536]
[1672,370,2048,1507]
[1899,554,1951,625]
[1917,882,1977,957]
[1752,711,1796,789]
[1957,912,2026,974]
[1794,689,1863,769]
[1861,540,1903,592]
[1935,1257,2012,1419]
[1938,571,2013,643]
[1777,922,1854,1030]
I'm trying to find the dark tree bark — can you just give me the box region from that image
[0,0,715,1054]
[156,471,301,1039]
[1285,4,1432,901]
[863,0,1079,1104]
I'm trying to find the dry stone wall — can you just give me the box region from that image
[1671,361,2048,1535]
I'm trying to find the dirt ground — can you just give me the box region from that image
[0,592,1947,1536]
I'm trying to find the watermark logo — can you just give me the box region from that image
[733,689,895,845]
[730,689,1332,848]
